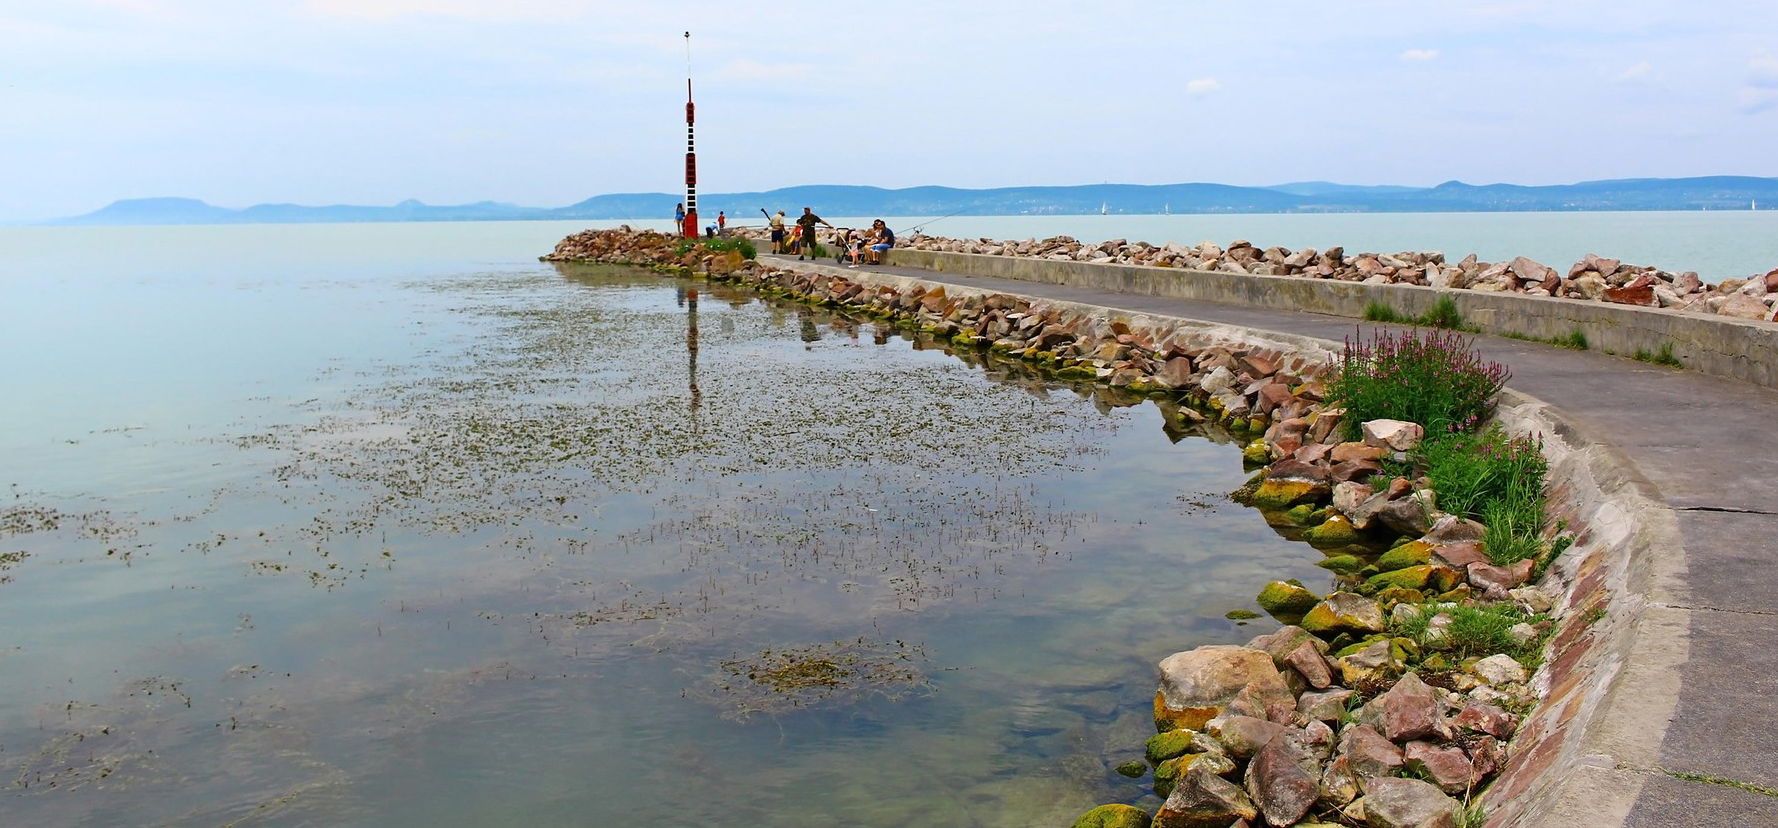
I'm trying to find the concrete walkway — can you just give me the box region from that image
[763,253,1778,824]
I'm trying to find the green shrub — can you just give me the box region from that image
[1327,328,1511,440]
[1554,328,1589,350]
[1393,602,1542,662]
[1364,302,1407,323]
[1482,499,1544,565]
[1416,426,1546,521]
[1418,295,1468,330]
[1445,603,1535,660]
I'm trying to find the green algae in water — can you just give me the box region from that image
[704,638,931,722]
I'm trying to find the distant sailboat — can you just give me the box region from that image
[1164,203,1171,215]
[1100,201,1108,215]
[1753,199,1759,211]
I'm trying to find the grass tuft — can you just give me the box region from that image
[1364,301,1408,323]
[1632,342,1682,367]
[1419,295,1470,331]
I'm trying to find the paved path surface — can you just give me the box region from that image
[764,253,1778,823]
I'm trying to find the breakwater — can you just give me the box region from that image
[864,231,1778,322]
[543,228,1683,827]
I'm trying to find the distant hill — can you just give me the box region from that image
[50,176,1778,225]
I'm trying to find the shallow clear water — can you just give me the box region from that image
[1,222,1334,825]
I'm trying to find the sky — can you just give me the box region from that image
[4,0,1778,221]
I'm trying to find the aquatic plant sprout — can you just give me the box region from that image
[1327,327,1510,440]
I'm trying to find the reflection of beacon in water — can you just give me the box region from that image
[685,287,701,419]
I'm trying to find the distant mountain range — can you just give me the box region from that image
[49,176,1778,225]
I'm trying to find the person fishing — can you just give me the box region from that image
[767,209,788,253]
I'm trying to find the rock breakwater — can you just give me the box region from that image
[544,228,1609,827]
[721,227,1778,322]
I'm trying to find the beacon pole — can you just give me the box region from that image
[681,31,699,240]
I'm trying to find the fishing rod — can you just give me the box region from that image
[905,208,969,235]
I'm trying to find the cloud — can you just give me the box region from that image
[1613,61,1652,83]
[717,59,811,83]
[1400,49,1439,62]
[298,0,601,21]
[1740,55,1778,113]
[1750,55,1778,89]
[1184,78,1221,97]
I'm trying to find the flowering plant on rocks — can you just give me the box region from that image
[1327,327,1509,440]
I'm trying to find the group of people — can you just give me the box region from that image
[674,203,727,238]
[671,202,896,265]
[767,208,895,266]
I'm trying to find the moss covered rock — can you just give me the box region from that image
[1153,752,1237,798]
[1283,503,1318,526]
[1145,729,1199,764]
[1374,586,1427,607]
[1301,592,1385,637]
[1303,513,1362,547]
[1070,803,1152,828]
[1115,760,1148,779]
[1364,565,1464,594]
[1242,439,1272,465]
[1376,540,1434,573]
[1315,554,1366,575]
[1249,479,1330,510]
[1256,581,1320,619]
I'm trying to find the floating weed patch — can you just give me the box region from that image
[702,638,930,722]
[0,505,63,535]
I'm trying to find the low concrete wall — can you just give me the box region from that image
[885,248,1778,390]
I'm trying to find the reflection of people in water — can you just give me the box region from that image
[796,307,820,346]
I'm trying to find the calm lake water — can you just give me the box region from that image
[0,211,1768,825]
[2,222,1326,826]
